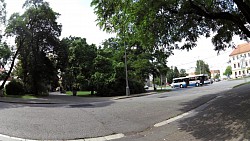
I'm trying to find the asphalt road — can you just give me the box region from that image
[0,79,248,140]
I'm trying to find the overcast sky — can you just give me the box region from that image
[5,0,247,75]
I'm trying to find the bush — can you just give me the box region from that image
[95,78,146,96]
[5,80,25,95]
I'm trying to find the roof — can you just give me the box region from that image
[210,70,220,74]
[229,43,250,56]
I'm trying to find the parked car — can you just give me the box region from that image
[214,78,221,82]
[204,79,213,84]
[144,85,149,89]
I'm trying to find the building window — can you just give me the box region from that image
[246,62,248,66]
[235,72,237,76]
[233,56,235,60]
[239,71,241,75]
[237,55,239,59]
[243,70,245,74]
[244,54,247,58]
[248,53,250,57]
[238,63,240,68]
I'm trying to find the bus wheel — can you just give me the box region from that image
[195,83,199,87]
[180,84,183,88]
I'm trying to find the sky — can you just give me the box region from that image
[5,0,248,76]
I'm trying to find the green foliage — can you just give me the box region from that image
[63,37,97,92]
[179,69,188,77]
[195,60,211,76]
[0,42,11,68]
[0,0,6,25]
[166,67,180,84]
[214,74,220,79]
[5,80,25,95]
[173,67,180,78]
[91,0,250,52]
[223,66,232,76]
[5,0,62,95]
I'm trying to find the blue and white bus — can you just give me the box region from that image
[187,74,209,87]
[171,74,209,88]
[171,77,189,88]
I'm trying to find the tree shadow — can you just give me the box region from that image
[178,84,250,140]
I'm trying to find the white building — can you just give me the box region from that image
[229,43,250,78]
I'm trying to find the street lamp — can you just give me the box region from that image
[124,42,130,96]
[123,0,130,96]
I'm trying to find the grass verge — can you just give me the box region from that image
[66,91,95,97]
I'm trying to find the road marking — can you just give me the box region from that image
[0,133,124,141]
[154,112,191,127]
[154,96,218,127]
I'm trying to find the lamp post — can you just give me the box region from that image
[124,42,130,96]
[123,0,130,96]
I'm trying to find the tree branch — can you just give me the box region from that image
[0,38,25,91]
[233,0,250,24]
[189,0,250,38]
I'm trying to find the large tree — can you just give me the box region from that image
[91,0,250,51]
[63,37,97,94]
[5,0,62,95]
[180,69,188,77]
[195,60,211,76]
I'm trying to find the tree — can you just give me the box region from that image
[173,67,180,78]
[91,0,250,52]
[195,60,211,76]
[166,68,174,84]
[64,37,97,95]
[223,66,232,77]
[179,69,188,77]
[5,0,62,95]
[0,42,11,69]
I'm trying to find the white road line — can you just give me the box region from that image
[154,96,218,127]
[154,112,191,127]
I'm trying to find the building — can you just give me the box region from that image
[229,43,250,78]
[210,70,220,78]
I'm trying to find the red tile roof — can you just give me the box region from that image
[229,43,250,56]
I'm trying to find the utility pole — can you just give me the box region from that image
[124,0,130,96]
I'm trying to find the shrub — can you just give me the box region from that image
[5,80,25,95]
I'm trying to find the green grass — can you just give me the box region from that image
[233,81,250,88]
[66,91,96,97]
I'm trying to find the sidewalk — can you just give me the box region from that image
[170,83,250,141]
[0,91,157,105]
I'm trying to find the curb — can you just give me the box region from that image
[0,92,159,104]
[0,100,62,104]
[112,92,157,100]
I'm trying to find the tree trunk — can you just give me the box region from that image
[0,39,23,95]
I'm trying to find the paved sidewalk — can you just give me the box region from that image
[0,91,157,104]
[175,83,250,141]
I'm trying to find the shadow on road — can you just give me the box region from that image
[178,84,250,140]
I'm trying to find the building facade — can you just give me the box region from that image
[210,70,220,78]
[229,43,250,78]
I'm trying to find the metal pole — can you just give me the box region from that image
[198,56,201,74]
[124,42,130,96]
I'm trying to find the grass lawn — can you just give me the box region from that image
[66,91,95,97]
